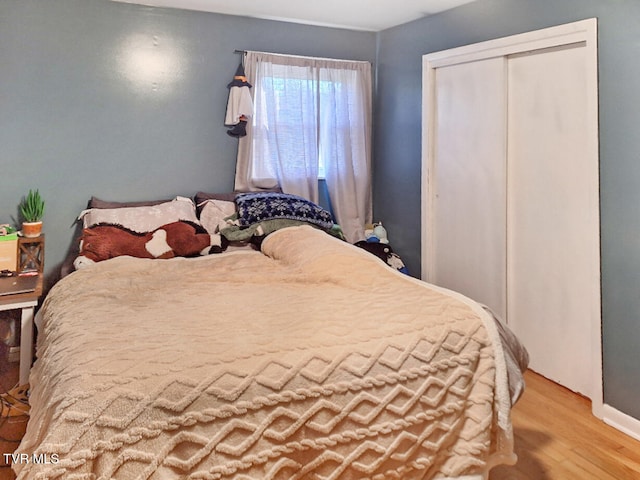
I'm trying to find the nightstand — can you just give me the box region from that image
[0,275,43,385]
[0,234,44,386]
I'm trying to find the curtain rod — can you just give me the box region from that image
[233,49,371,66]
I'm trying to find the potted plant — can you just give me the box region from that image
[20,189,45,238]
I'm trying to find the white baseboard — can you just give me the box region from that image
[602,404,640,441]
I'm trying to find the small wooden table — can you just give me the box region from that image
[0,275,43,385]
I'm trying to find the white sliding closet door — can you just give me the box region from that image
[422,20,601,410]
[506,44,596,396]
[430,58,507,321]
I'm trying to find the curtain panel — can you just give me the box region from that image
[235,51,372,243]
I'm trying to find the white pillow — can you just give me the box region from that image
[198,199,236,234]
[78,196,199,233]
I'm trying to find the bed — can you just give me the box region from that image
[14,193,527,480]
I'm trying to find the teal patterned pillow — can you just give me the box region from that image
[235,192,334,229]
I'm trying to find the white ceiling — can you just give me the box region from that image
[110,0,478,31]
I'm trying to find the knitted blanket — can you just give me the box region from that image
[16,226,515,479]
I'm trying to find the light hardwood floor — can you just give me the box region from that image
[0,351,27,480]
[491,370,640,480]
[2,367,640,479]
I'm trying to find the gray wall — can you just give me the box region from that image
[374,0,640,420]
[0,0,375,283]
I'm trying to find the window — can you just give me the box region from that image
[234,51,372,243]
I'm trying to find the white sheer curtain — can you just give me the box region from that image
[235,51,372,243]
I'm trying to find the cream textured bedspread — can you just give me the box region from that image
[16,226,515,479]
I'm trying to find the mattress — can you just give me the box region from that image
[15,226,519,479]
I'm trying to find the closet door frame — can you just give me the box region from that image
[421,19,602,417]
